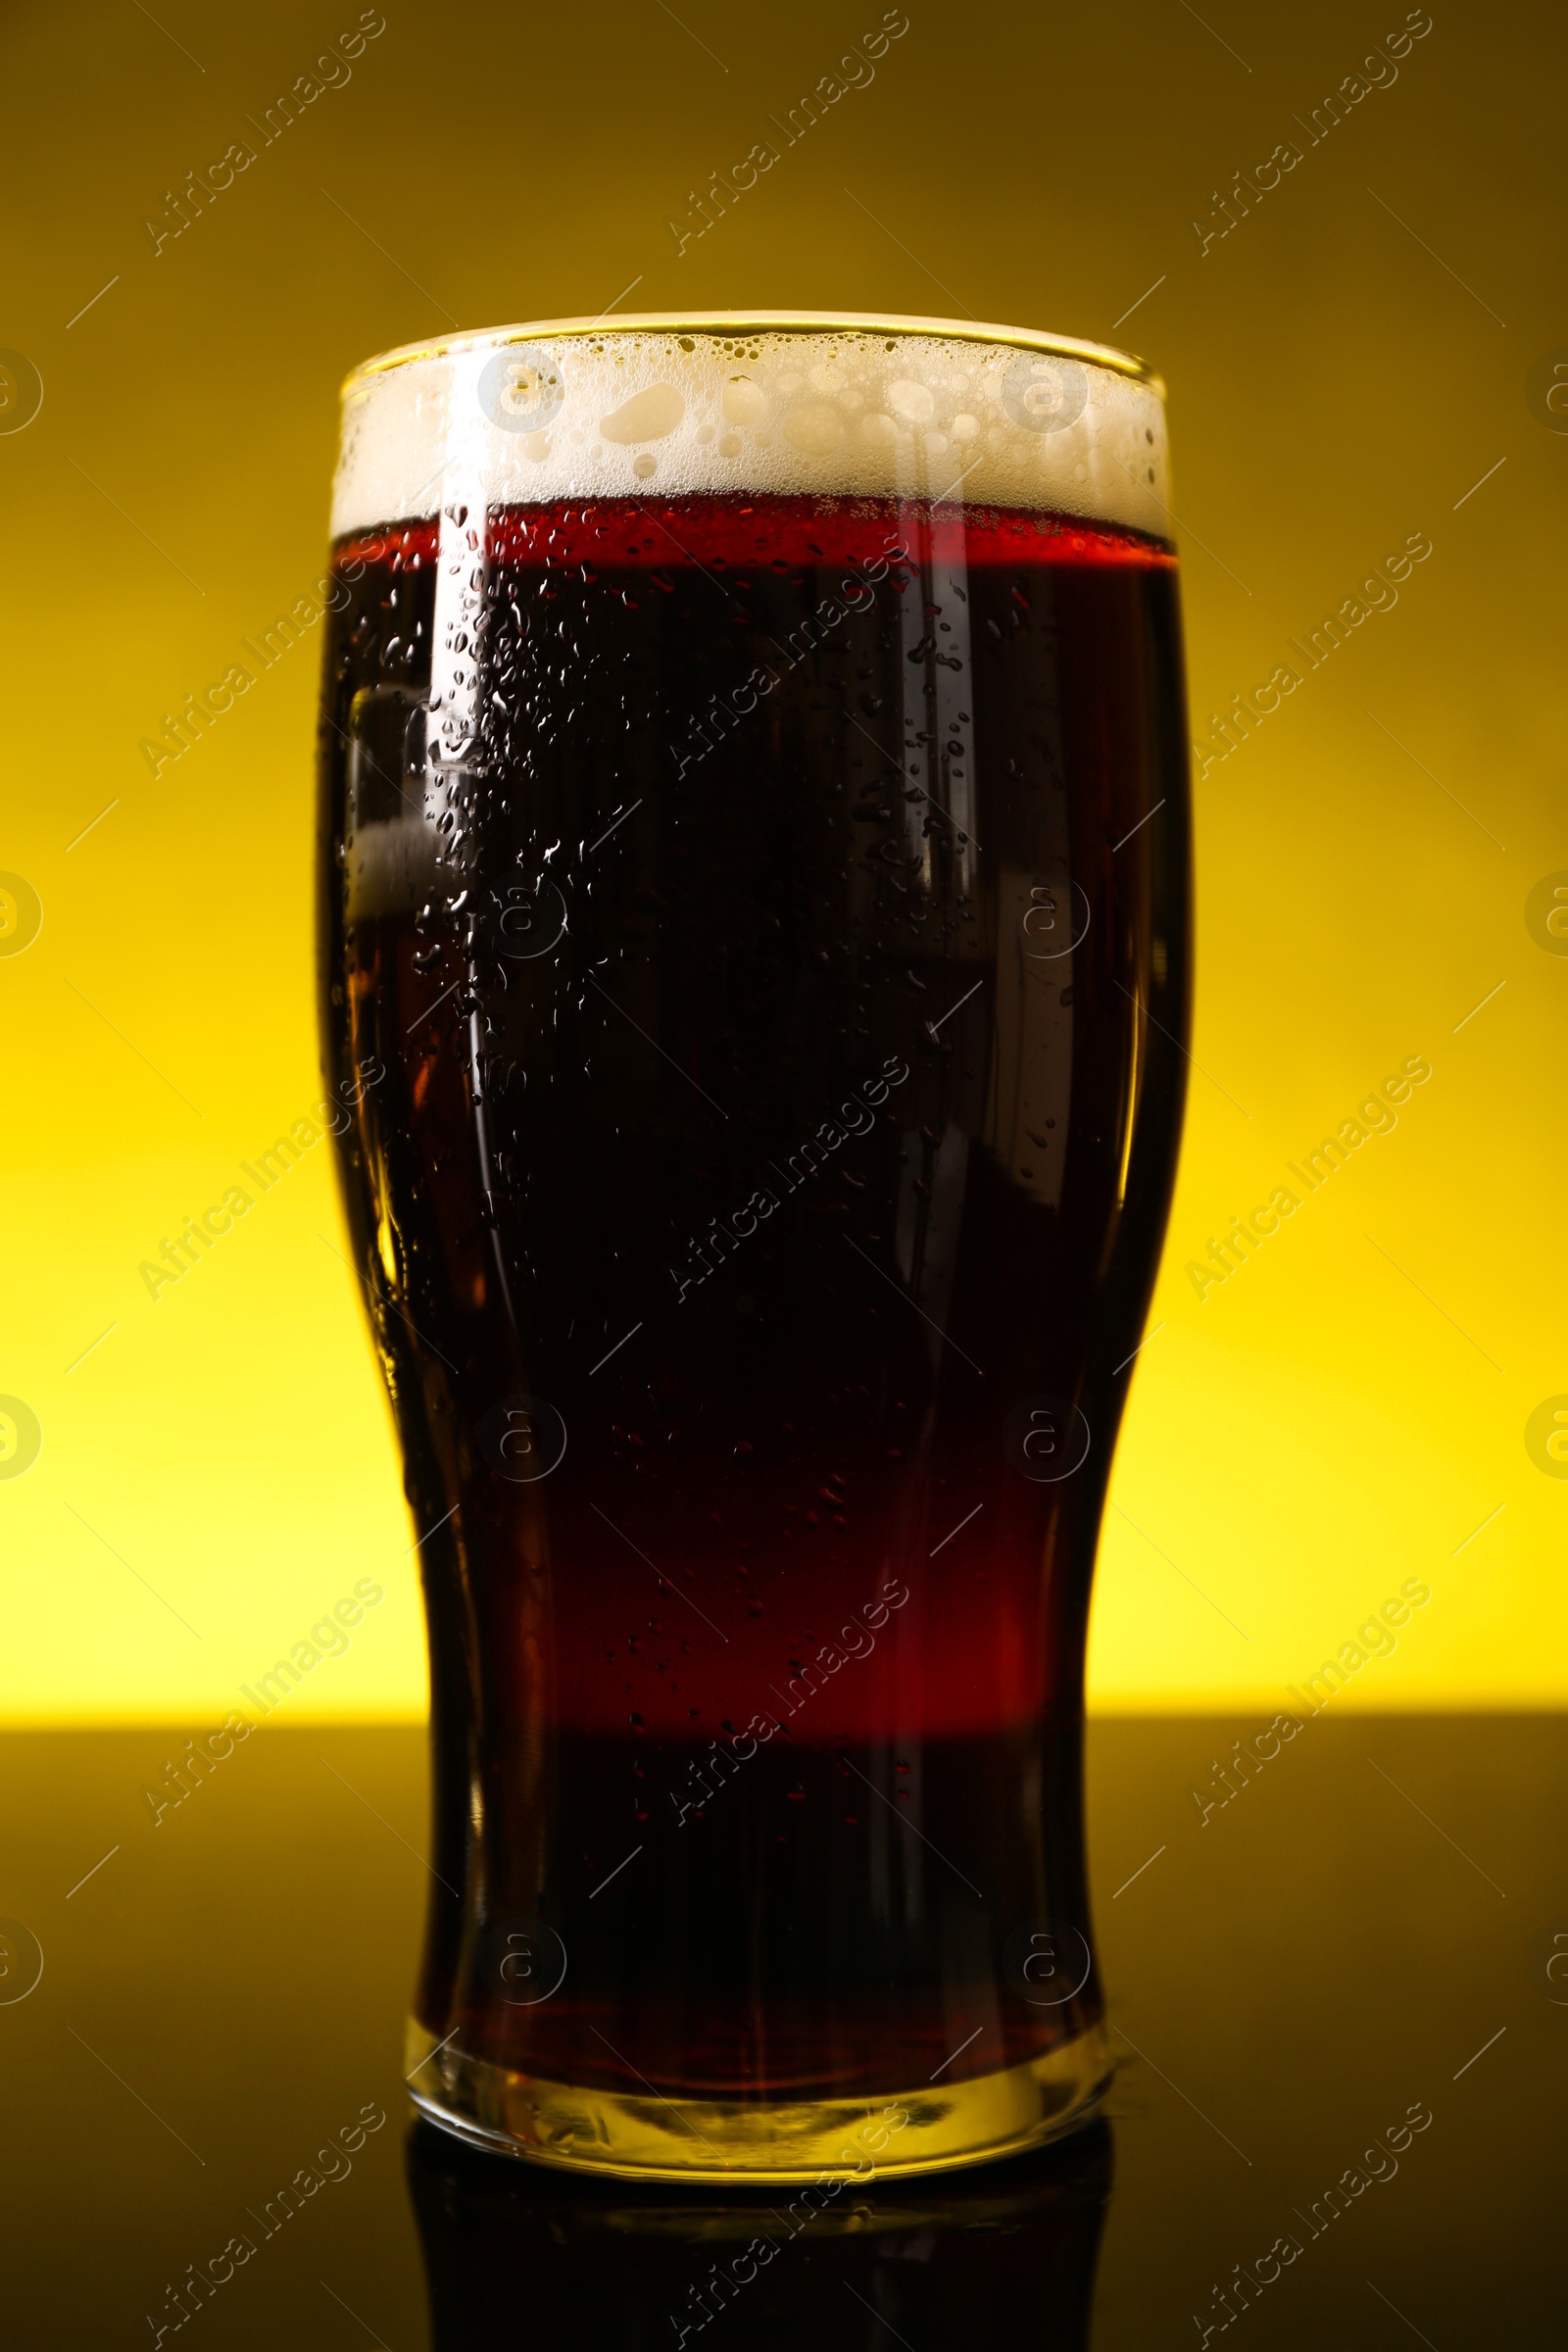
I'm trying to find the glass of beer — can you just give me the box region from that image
[318,314,1190,2181]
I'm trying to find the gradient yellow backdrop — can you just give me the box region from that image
[3,0,1559,1718]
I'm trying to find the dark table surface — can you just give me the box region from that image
[3,1715,1560,2348]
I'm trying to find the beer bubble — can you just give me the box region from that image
[478,343,564,435]
[887,380,936,422]
[1524,871,1568,955]
[0,350,43,435]
[0,1397,42,1480]
[0,873,43,957]
[479,1394,567,1483]
[1003,352,1088,436]
[1002,1918,1092,2006]
[481,1916,567,2005]
[1525,348,1568,434]
[600,384,685,445]
[0,1918,43,2002]
[1021,872,1090,959]
[721,374,768,426]
[1003,1395,1091,1482]
[1524,1395,1568,1478]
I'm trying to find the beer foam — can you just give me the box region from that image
[332,314,1169,541]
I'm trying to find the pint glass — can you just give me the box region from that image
[317,314,1190,2180]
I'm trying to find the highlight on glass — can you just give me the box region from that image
[317,312,1191,2180]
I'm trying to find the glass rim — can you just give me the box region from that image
[341,310,1163,402]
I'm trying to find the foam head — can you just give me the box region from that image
[332,312,1169,539]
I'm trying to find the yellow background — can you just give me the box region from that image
[3,0,1558,1718]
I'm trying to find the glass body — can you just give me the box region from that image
[317,315,1190,2180]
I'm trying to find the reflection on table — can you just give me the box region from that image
[407,2114,1111,2347]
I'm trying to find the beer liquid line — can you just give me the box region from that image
[318,317,1191,2180]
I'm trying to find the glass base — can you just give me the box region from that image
[404,2016,1112,2184]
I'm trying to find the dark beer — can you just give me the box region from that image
[318,321,1189,2178]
